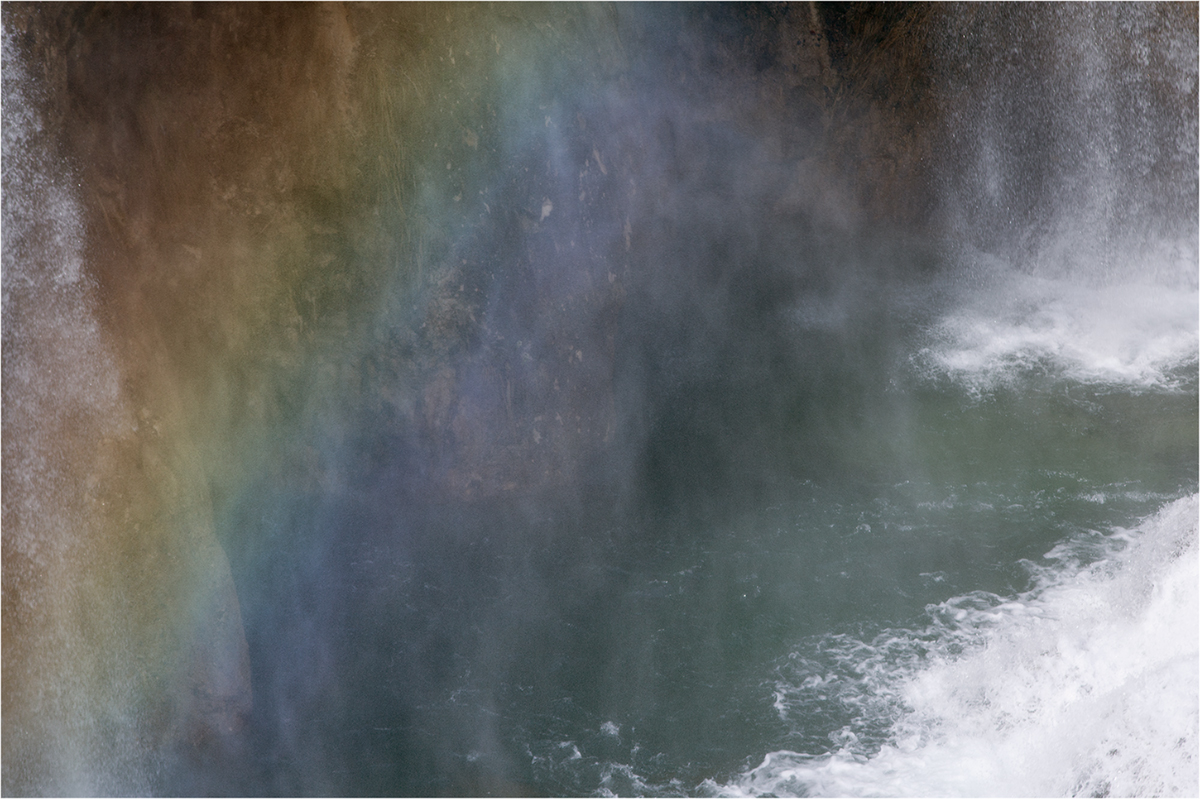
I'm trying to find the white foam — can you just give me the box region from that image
[712,495,1200,797]
[918,269,1198,395]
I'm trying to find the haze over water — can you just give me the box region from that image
[3,4,1196,796]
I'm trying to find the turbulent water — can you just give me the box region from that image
[4,4,1197,797]
[220,250,1197,798]
[527,263,1200,798]
[709,272,1200,798]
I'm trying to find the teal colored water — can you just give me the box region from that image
[212,259,1197,796]
[4,4,1195,796]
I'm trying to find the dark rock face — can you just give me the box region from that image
[5,1,946,506]
[4,2,1194,793]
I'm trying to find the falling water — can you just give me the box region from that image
[3,4,1195,796]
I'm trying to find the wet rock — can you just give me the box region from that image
[15,3,1159,792]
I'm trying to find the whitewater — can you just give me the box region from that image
[717,493,1198,798]
[703,262,1200,798]
[4,5,1193,797]
[492,252,1199,799]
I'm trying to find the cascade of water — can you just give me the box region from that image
[2,5,1194,796]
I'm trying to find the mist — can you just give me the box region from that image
[3,4,1195,796]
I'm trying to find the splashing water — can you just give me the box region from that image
[711,495,1198,798]
[3,4,1194,796]
[918,265,1199,396]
